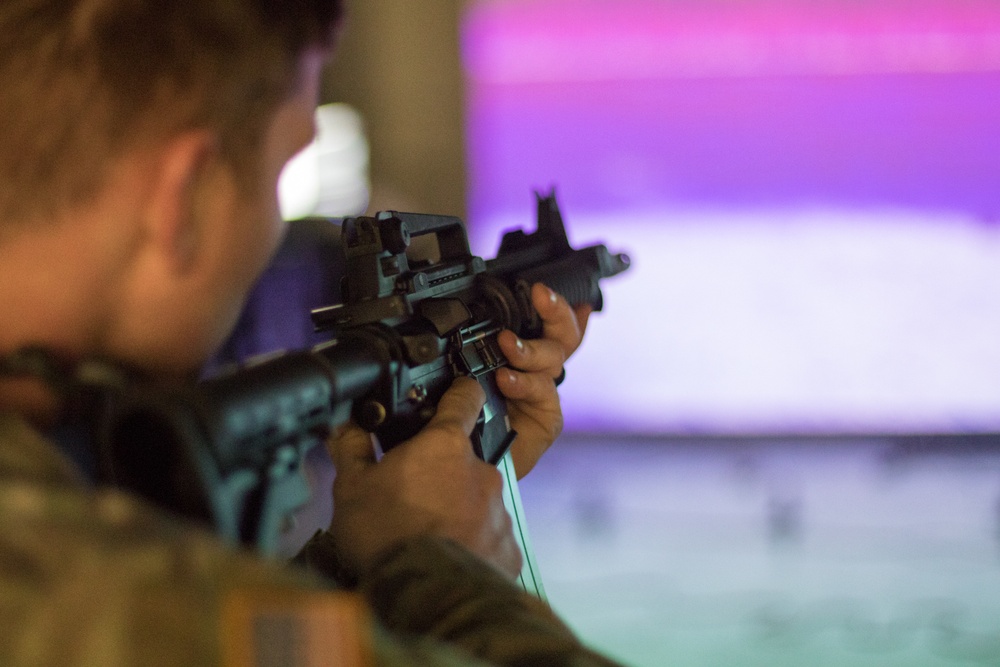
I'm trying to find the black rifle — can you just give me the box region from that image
[85,192,630,567]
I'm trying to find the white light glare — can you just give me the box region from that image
[278,103,370,220]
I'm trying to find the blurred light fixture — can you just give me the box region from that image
[278,103,370,220]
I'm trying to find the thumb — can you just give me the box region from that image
[326,422,377,477]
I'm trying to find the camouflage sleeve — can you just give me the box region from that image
[291,528,360,589]
[346,535,623,667]
[1,482,492,667]
[2,415,616,666]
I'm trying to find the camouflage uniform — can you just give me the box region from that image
[0,413,622,666]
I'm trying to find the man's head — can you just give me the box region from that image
[0,0,343,381]
[0,0,343,226]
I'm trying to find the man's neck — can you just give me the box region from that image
[0,204,128,371]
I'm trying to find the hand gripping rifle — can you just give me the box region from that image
[81,192,630,593]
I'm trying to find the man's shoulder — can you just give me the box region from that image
[0,411,340,665]
[0,409,319,589]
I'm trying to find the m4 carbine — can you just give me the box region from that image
[89,192,630,581]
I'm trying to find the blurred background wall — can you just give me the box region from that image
[321,0,469,217]
[276,2,1000,665]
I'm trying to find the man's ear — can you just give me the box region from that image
[141,131,219,275]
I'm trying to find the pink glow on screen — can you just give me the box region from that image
[464,1,1000,82]
[462,1,1000,435]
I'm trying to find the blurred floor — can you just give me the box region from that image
[519,434,1000,667]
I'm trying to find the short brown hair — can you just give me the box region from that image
[0,0,343,225]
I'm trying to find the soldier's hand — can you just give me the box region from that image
[326,376,522,579]
[496,283,591,479]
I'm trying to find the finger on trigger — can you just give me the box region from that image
[327,422,377,476]
[427,375,487,436]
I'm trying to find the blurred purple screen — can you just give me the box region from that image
[462,1,1000,435]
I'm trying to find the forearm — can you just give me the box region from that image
[358,536,623,667]
[293,531,621,666]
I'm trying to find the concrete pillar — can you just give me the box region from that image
[323,0,469,220]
